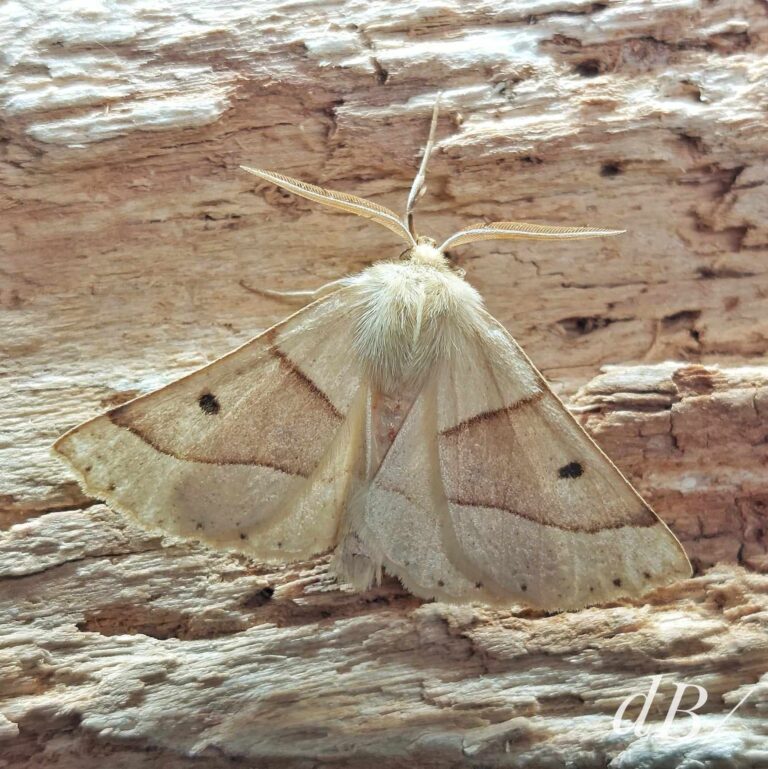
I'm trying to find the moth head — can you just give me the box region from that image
[406,236,446,267]
[240,95,625,258]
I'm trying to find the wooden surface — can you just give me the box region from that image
[2,0,768,766]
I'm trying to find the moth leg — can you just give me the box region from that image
[240,277,347,304]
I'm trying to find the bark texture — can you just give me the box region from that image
[2,0,768,767]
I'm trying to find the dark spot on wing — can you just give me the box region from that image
[198,392,220,414]
[520,583,527,592]
[437,579,445,587]
[239,532,247,541]
[559,461,583,479]
[613,577,622,587]
[643,571,651,579]
[475,581,483,589]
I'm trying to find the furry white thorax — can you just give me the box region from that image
[344,244,485,393]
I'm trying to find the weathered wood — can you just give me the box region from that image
[2,0,768,766]
[574,363,768,574]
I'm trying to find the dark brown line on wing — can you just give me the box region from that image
[268,343,343,421]
[446,496,657,532]
[440,390,545,437]
[372,480,421,511]
[107,414,310,477]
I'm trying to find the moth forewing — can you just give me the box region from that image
[53,287,367,559]
[435,310,692,610]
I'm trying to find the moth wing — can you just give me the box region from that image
[345,311,691,610]
[53,288,367,561]
[332,374,485,601]
[435,310,692,610]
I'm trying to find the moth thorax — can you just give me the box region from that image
[350,259,483,394]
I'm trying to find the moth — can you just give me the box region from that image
[54,101,691,611]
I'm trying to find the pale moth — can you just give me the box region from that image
[54,101,692,611]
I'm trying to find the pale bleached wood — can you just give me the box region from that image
[2,0,768,766]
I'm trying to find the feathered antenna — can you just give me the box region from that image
[240,166,416,246]
[439,221,625,251]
